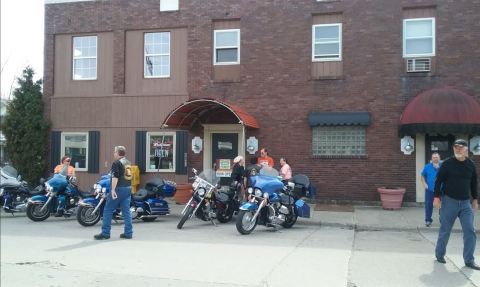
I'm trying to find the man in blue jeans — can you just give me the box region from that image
[434,139,479,270]
[94,146,133,240]
[421,152,441,227]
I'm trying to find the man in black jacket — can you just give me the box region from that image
[434,139,479,270]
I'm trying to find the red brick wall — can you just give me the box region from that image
[44,0,480,202]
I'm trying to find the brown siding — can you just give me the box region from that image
[213,20,241,81]
[312,14,343,78]
[50,97,112,128]
[54,33,113,97]
[125,28,188,96]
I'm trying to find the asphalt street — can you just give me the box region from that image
[1,203,479,287]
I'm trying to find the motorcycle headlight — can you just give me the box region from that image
[197,188,205,197]
[247,187,253,194]
[255,188,262,197]
[263,192,269,199]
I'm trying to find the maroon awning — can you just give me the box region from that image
[399,87,480,135]
[162,98,260,129]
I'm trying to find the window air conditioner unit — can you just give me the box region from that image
[407,58,431,72]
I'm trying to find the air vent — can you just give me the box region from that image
[407,58,431,72]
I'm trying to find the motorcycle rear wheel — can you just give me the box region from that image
[236,210,258,235]
[217,203,234,223]
[282,213,298,228]
[26,203,50,222]
[77,205,101,227]
[177,205,193,229]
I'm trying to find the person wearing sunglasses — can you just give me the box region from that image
[54,156,76,177]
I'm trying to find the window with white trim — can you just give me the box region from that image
[61,132,88,171]
[73,36,97,80]
[403,18,435,57]
[312,126,366,156]
[214,29,240,65]
[146,132,176,172]
[144,32,171,78]
[312,24,342,61]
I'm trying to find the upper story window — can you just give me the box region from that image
[403,18,435,58]
[61,132,88,171]
[160,0,179,11]
[214,29,240,65]
[73,36,97,80]
[144,32,171,78]
[312,24,342,61]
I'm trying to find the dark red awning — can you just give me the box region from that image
[162,98,260,129]
[399,87,480,135]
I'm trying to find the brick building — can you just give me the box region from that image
[44,0,480,203]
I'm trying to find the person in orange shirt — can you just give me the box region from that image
[257,148,274,168]
[54,156,76,177]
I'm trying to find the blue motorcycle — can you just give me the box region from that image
[26,173,89,221]
[235,166,311,235]
[76,174,176,226]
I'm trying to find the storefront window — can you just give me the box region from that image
[146,132,175,172]
[312,126,366,156]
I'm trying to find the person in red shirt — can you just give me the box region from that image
[257,148,274,168]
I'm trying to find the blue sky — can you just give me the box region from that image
[1,0,44,99]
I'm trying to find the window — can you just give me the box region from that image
[214,29,240,65]
[403,18,435,57]
[312,126,366,156]
[73,36,97,80]
[144,32,170,78]
[160,0,178,11]
[312,24,342,61]
[61,132,88,171]
[146,132,176,172]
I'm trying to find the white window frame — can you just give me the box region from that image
[403,18,435,58]
[312,23,342,62]
[213,29,241,65]
[72,36,97,80]
[60,132,89,172]
[146,132,176,173]
[144,32,171,78]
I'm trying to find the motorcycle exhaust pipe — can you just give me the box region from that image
[40,196,53,212]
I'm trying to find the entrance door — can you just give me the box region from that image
[212,133,238,186]
[425,134,455,163]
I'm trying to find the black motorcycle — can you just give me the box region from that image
[0,165,45,214]
[177,168,240,229]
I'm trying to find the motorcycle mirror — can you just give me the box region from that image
[192,168,198,175]
[39,178,45,184]
[17,175,22,181]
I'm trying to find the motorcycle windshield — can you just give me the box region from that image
[259,166,280,178]
[1,165,18,180]
[47,173,69,190]
[198,169,220,186]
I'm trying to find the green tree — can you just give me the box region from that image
[2,67,49,184]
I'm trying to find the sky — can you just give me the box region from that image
[1,0,44,100]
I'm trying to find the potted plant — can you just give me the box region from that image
[377,187,406,210]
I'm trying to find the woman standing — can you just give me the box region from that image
[279,157,292,184]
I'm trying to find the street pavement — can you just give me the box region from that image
[1,200,479,287]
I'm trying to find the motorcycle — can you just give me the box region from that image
[177,168,240,229]
[76,174,176,226]
[26,173,89,221]
[235,166,311,235]
[0,165,45,214]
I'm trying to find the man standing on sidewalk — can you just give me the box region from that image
[433,139,479,270]
[421,152,441,227]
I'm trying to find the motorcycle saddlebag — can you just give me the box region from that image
[295,200,310,218]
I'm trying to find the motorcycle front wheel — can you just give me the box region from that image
[236,210,258,235]
[76,205,101,227]
[26,203,50,222]
[177,205,194,229]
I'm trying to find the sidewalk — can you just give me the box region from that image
[312,204,480,233]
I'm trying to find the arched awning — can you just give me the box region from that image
[399,87,480,136]
[162,98,260,129]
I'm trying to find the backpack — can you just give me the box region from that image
[119,158,133,181]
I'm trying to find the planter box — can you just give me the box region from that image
[174,183,192,204]
[377,187,406,210]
